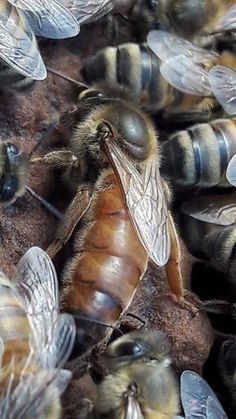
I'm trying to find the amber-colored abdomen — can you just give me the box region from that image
[62,171,148,326]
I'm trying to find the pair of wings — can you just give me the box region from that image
[0,246,76,418]
[103,135,171,267]
[181,194,236,227]
[3,0,114,81]
[146,30,236,115]
[123,371,228,419]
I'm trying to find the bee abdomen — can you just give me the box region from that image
[162,118,236,188]
[203,227,236,278]
[62,172,148,356]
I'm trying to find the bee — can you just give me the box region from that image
[0,246,76,418]
[178,194,236,284]
[180,370,228,418]
[219,340,236,408]
[157,0,236,43]
[93,330,180,418]
[0,0,79,91]
[161,117,236,190]
[82,42,216,118]
[34,87,191,357]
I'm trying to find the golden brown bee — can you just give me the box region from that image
[93,330,180,419]
[0,141,29,206]
[35,88,189,357]
[161,117,236,190]
[0,246,75,418]
[179,194,236,283]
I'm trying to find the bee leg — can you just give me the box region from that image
[31,149,78,168]
[46,186,93,258]
[165,214,200,315]
[26,186,62,220]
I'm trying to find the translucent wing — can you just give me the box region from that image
[58,0,114,25]
[0,1,46,80]
[160,55,212,96]
[15,246,75,369]
[206,396,228,419]
[181,195,236,226]
[180,370,228,419]
[0,369,59,419]
[208,66,236,115]
[147,30,218,64]
[226,154,236,187]
[103,139,171,267]
[8,0,79,39]
[125,394,144,419]
[215,5,236,32]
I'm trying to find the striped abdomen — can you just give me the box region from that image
[82,42,211,113]
[61,170,148,355]
[0,276,31,376]
[162,118,236,189]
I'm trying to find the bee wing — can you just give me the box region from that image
[8,0,79,39]
[181,196,236,226]
[147,30,218,64]
[215,5,236,32]
[160,55,212,96]
[125,394,144,419]
[180,370,228,419]
[226,153,236,187]
[104,139,171,267]
[0,2,46,80]
[0,369,62,419]
[58,0,114,25]
[208,66,236,115]
[15,246,76,369]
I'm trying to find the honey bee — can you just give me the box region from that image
[82,42,216,118]
[180,370,228,418]
[0,0,79,91]
[93,330,180,418]
[161,117,236,190]
[219,340,236,408]
[157,0,236,43]
[34,88,190,357]
[179,194,236,283]
[0,246,76,418]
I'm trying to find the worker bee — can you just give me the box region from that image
[0,0,79,91]
[34,87,190,357]
[157,0,236,44]
[178,194,236,284]
[161,117,236,190]
[0,246,76,418]
[180,370,228,418]
[219,340,236,408]
[82,42,216,118]
[93,330,180,418]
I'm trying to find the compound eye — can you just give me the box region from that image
[79,89,104,100]
[0,176,18,203]
[110,340,148,359]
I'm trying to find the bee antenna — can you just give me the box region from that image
[47,67,89,89]
[26,186,62,220]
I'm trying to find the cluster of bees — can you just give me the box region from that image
[2,0,236,418]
